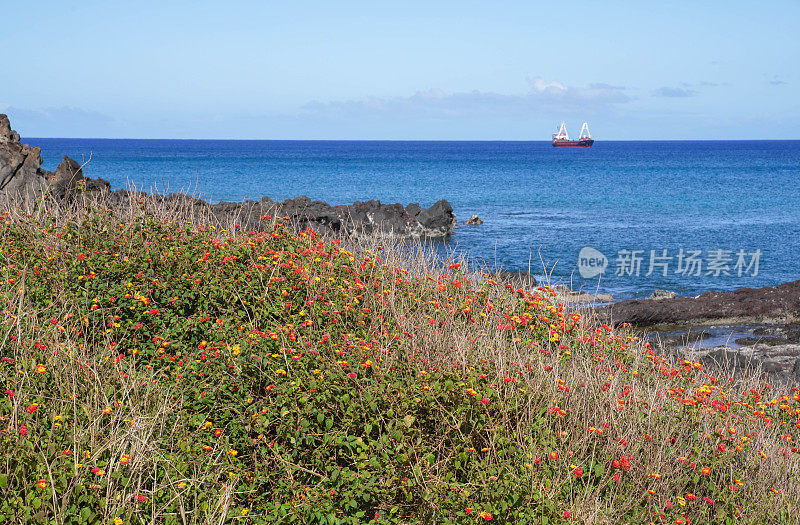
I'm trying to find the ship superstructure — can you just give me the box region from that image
[552,121,594,147]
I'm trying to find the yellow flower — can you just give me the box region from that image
[177,482,187,489]
[113,518,124,525]
[228,449,238,457]
[36,364,46,374]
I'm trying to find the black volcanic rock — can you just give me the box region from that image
[1,114,109,200]
[0,114,47,198]
[49,156,111,200]
[599,280,800,327]
[417,199,457,234]
[0,113,456,238]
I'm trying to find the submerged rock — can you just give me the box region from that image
[679,342,800,385]
[647,290,676,300]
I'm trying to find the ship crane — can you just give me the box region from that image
[553,121,570,141]
[578,122,591,140]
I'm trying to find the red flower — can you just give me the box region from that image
[701,466,711,476]
[573,467,583,478]
[612,471,622,482]
[136,494,146,503]
[480,398,490,405]
[19,425,28,436]
[479,512,493,520]
[26,404,39,413]
[36,479,47,489]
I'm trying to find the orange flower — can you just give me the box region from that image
[36,479,47,489]
[701,466,711,476]
[119,455,130,465]
[36,364,46,374]
[479,511,493,520]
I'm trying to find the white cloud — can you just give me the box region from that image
[302,78,630,121]
[529,77,567,93]
[652,87,696,98]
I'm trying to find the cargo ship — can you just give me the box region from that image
[552,121,594,147]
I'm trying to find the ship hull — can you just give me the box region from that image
[552,139,594,148]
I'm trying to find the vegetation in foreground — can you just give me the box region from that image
[0,201,798,524]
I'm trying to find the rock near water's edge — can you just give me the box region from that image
[0,114,456,238]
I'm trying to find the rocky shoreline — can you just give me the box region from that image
[4,113,799,382]
[598,281,800,383]
[1,114,457,238]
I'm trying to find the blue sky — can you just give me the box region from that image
[1,0,797,139]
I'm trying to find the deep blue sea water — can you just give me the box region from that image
[28,138,800,300]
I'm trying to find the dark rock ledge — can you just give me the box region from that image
[597,281,800,383]
[0,114,456,238]
[598,280,800,328]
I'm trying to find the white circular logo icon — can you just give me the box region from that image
[578,247,608,278]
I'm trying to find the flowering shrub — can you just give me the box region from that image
[0,205,798,523]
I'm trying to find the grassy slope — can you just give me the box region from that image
[0,205,798,524]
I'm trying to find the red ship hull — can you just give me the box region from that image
[552,139,594,148]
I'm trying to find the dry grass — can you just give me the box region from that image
[0,190,798,524]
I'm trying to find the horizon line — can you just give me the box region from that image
[23,137,800,142]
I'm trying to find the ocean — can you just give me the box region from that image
[29,138,800,301]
